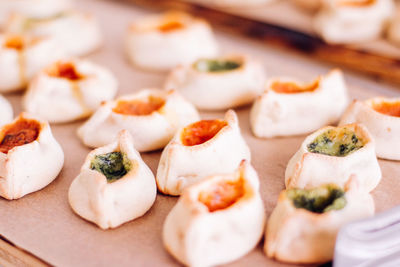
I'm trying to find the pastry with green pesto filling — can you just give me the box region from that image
[165,54,266,110]
[265,177,375,264]
[68,130,157,229]
[285,124,381,193]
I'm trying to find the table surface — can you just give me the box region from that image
[1,0,400,266]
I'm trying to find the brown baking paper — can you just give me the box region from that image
[1,0,400,266]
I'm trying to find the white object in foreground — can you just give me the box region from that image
[285,123,381,193]
[163,160,265,267]
[340,97,400,161]
[156,110,251,196]
[77,89,199,151]
[250,69,348,138]
[0,94,13,126]
[24,59,118,123]
[125,11,218,71]
[265,177,374,264]
[0,113,64,200]
[68,130,157,230]
[165,54,266,110]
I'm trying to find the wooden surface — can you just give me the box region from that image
[0,237,47,267]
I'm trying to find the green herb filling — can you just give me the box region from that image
[90,152,131,183]
[307,128,364,157]
[194,59,242,73]
[287,185,347,213]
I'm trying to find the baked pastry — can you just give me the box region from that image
[165,54,266,110]
[388,8,400,46]
[125,11,218,71]
[285,123,381,192]
[0,113,64,200]
[339,97,400,160]
[68,130,157,230]
[24,59,118,123]
[77,89,199,151]
[293,0,322,11]
[250,69,348,138]
[156,110,251,196]
[6,10,102,56]
[0,0,72,28]
[0,94,13,126]
[265,177,374,264]
[0,34,64,92]
[207,0,275,7]
[313,0,394,44]
[163,160,265,266]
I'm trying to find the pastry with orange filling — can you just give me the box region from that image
[125,11,218,71]
[285,124,381,192]
[165,54,266,110]
[339,97,400,160]
[265,176,374,264]
[204,0,275,7]
[5,10,102,56]
[156,110,250,196]
[163,160,265,266]
[388,8,400,46]
[23,59,118,123]
[313,0,394,44]
[0,113,64,200]
[0,34,64,92]
[78,89,199,152]
[69,130,156,229]
[0,94,13,126]
[250,69,348,138]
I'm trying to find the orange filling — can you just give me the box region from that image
[0,118,40,154]
[337,0,376,7]
[271,80,320,94]
[199,179,245,212]
[181,120,227,146]
[47,62,84,81]
[372,101,400,117]
[112,96,166,116]
[158,21,184,32]
[4,36,25,50]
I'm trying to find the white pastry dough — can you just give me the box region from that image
[388,8,400,46]
[68,130,157,230]
[6,10,102,56]
[156,110,251,196]
[285,123,381,192]
[0,113,64,200]
[206,0,276,7]
[314,0,394,44]
[265,177,374,264]
[339,97,400,160]
[0,34,64,92]
[0,94,13,126]
[24,59,118,123]
[78,89,200,152]
[0,0,72,28]
[250,69,348,138]
[125,11,218,71]
[163,160,265,267]
[165,54,266,110]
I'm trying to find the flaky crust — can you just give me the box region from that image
[68,130,157,230]
[163,160,265,266]
[285,123,381,192]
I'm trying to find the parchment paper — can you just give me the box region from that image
[1,0,400,266]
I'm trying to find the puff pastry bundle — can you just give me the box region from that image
[0,94,13,126]
[265,177,374,264]
[165,54,266,110]
[156,110,251,196]
[69,130,157,230]
[6,10,102,56]
[340,97,400,160]
[24,59,118,123]
[388,8,400,46]
[163,160,265,266]
[314,0,394,44]
[285,123,381,192]
[0,113,64,200]
[125,11,218,71]
[78,89,199,151]
[203,0,276,7]
[250,69,348,138]
[0,34,64,92]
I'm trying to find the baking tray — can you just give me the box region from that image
[1,0,400,266]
